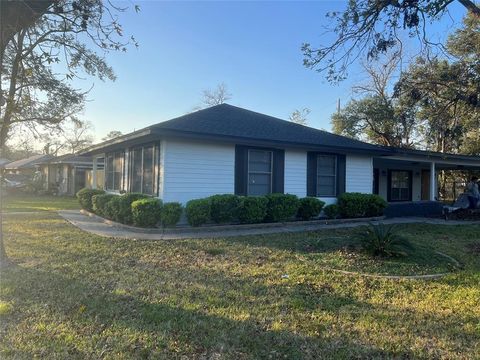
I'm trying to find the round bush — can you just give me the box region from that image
[237,196,268,224]
[104,196,122,221]
[76,188,105,211]
[209,194,240,224]
[131,198,162,227]
[337,193,387,218]
[161,202,183,227]
[185,198,211,227]
[116,193,149,224]
[323,204,340,219]
[297,197,325,220]
[92,194,116,217]
[264,193,299,222]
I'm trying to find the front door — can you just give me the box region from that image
[421,170,430,200]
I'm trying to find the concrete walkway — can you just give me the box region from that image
[58,210,480,240]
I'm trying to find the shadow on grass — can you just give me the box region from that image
[1,265,413,359]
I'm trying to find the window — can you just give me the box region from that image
[105,151,124,191]
[390,170,411,201]
[129,144,155,195]
[316,155,337,196]
[247,149,272,196]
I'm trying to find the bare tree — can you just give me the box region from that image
[201,83,232,106]
[289,108,311,126]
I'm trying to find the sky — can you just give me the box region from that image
[72,0,468,142]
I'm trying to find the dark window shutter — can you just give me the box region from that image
[234,145,248,195]
[307,152,317,197]
[336,154,346,196]
[272,150,285,193]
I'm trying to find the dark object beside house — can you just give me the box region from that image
[384,201,445,218]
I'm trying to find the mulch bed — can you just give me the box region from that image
[448,208,480,221]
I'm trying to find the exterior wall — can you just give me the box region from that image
[162,139,235,204]
[346,155,373,194]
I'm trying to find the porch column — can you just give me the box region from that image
[92,157,97,189]
[429,162,436,201]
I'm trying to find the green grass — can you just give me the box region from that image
[2,193,80,212]
[0,200,479,358]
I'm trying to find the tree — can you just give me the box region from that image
[0,0,137,266]
[394,14,480,154]
[102,130,123,141]
[302,0,480,82]
[201,82,232,106]
[0,0,138,156]
[289,108,310,126]
[331,53,418,147]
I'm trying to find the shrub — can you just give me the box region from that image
[323,204,340,219]
[116,193,149,224]
[76,188,105,211]
[297,197,325,220]
[131,198,162,227]
[92,194,116,217]
[185,198,211,226]
[355,223,413,257]
[337,193,387,218]
[161,202,183,227]
[209,194,240,224]
[237,196,268,224]
[365,194,388,217]
[264,193,299,222]
[103,196,122,221]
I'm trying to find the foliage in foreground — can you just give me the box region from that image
[355,223,414,257]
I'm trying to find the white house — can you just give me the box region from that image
[82,104,480,211]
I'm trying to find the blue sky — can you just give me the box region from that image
[80,1,468,141]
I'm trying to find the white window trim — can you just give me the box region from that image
[316,155,337,197]
[130,144,156,195]
[247,149,273,196]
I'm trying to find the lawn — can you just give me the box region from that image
[0,197,479,359]
[2,193,80,212]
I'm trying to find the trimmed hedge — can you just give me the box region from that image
[115,193,149,224]
[131,198,162,227]
[161,202,183,227]
[337,193,387,218]
[323,204,340,219]
[104,196,122,221]
[297,197,325,220]
[76,188,105,211]
[185,198,211,227]
[237,196,268,224]
[92,194,116,217]
[264,193,299,222]
[209,194,240,224]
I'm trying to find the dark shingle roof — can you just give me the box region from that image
[4,154,53,169]
[149,104,388,153]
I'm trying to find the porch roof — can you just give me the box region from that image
[378,148,480,170]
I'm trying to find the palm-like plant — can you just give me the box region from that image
[355,223,413,257]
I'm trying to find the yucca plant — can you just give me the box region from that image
[355,223,413,257]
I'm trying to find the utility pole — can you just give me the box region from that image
[337,98,341,114]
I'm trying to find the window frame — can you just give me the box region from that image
[247,148,273,196]
[105,151,124,192]
[316,154,337,197]
[387,169,412,202]
[129,143,156,196]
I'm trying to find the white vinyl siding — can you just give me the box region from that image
[162,139,235,204]
[284,150,307,197]
[346,155,373,194]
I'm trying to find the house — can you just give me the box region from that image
[3,154,54,183]
[35,154,95,196]
[82,104,480,211]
